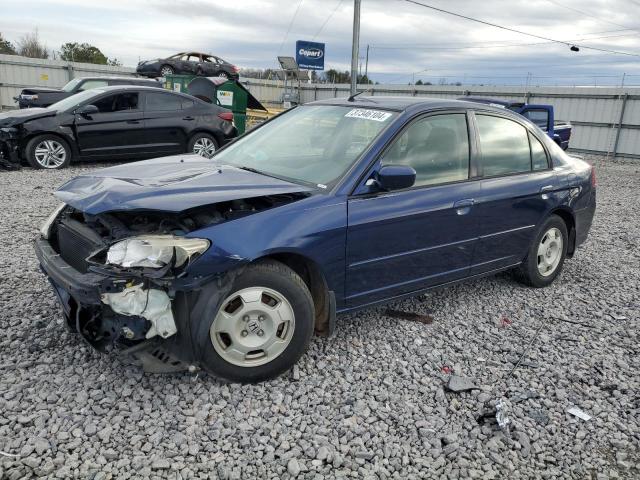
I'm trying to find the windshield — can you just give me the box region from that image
[48,89,106,113]
[213,105,397,187]
[61,78,82,92]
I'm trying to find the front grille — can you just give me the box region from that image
[56,219,105,273]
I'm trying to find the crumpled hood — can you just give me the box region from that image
[0,108,56,127]
[55,154,315,215]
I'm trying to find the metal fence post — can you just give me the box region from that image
[67,63,74,81]
[612,93,628,158]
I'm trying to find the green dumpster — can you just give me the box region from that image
[163,75,267,134]
[163,74,195,94]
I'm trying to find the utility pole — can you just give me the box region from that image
[350,0,361,95]
[364,44,369,81]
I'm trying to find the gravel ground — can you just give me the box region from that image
[0,157,638,480]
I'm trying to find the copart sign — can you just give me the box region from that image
[296,40,325,71]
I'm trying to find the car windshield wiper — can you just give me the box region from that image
[235,165,319,189]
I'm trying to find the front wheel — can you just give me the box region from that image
[516,215,568,288]
[199,260,315,383]
[160,65,174,76]
[25,135,71,169]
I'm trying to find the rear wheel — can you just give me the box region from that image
[217,71,230,79]
[26,135,71,169]
[516,215,568,287]
[188,132,218,158]
[199,260,315,383]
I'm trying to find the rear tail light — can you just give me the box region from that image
[232,65,240,73]
[218,112,234,122]
[590,166,597,187]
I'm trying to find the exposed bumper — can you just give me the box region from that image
[35,236,236,371]
[575,191,596,248]
[0,129,23,168]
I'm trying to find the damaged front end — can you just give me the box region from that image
[0,127,22,169]
[35,192,307,372]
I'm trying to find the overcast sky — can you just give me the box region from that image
[1,0,639,86]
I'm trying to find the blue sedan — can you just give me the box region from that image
[35,97,596,382]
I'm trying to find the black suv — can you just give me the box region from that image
[14,77,162,109]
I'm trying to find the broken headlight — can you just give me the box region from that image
[106,235,210,269]
[40,203,66,240]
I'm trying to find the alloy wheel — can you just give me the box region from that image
[192,137,217,158]
[537,227,563,277]
[34,140,67,169]
[210,287,296,367]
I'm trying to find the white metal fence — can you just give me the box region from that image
[0,54,136,110]
[242,78,640,160]
[1,55,638,159]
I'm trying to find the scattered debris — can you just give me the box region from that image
[0,451,19,458]
[555,317,595,328]
[385,309,434,324]
[505,355,539,369]
[528,410,550,426]
[511,390,540,403]
[609,313,627,321]
[495,400,511,433]
[567,406,592,421]
[292,365,300,381]
[446,375,478,392]
[441,365,452,374]
[498,316,513,328]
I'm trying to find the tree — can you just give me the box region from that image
[59,42,120,65]
[17,29,48,58]
[0,33,16,55]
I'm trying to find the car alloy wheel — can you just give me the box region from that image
[210,287,296,367]
[192,137,217,158]
[34,140,67,169]
[537,227,563,277]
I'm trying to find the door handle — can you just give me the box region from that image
[126,120,140,124]
[183,116,194,121]
[540,185,554,193]
[453,198,475,215]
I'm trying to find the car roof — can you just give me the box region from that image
[77,76,159,82]
[89,85,184,94]
[308,96,511,114]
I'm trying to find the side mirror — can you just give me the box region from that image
[372,165,416,191]
[75,104,99,116]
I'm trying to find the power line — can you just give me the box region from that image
[403,0,640,57]
[544,0,639,32]
[370,32,638,51]
[277,0,305,54]
[313,0,345,40]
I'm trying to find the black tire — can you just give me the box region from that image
[25,134,71,169]
[188,132,219,158]
[198,260,315,383]
[160,65,174,76]
[516,214,568,288]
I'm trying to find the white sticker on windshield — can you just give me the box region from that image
[345,108,392,122]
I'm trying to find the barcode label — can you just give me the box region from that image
[345,109,393,122]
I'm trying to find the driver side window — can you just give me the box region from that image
[92,93,139,113]
[381,113,470,187]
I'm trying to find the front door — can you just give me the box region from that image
[74,91,144,157]
[346,112,480,307]
[470,113,558,274]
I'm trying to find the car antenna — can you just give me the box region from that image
[347,88,376,103]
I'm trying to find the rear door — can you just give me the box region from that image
[74,91,145,157]
[346,111,480,306]
[142,91,191,155]
[469,112,557,275]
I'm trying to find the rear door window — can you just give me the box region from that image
[146,92,183,111]
[476,114,531,176]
